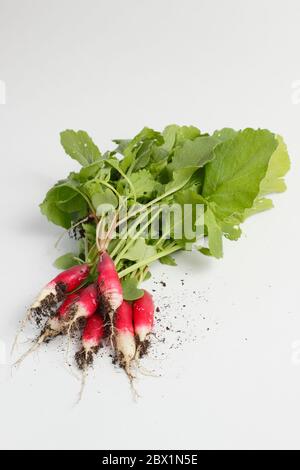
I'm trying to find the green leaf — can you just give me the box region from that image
[129,170,158,198]
[171,136,219,170]
[165,168,196,193]
[203,128,278,218]
[143,271,152,281]
[167,189,205,244]
[220,220,242,241]
[53,252,79,269]
[70,161,108,184]
[119,127,164,172]
[162,125,178,152]
[82,223,96,242]
[133,140,154,171]
[40,183,89,228]
[163,124,201,152]
[243,197,274,219]
[175,125,201,144]
[113,139,131,154]
[121,238,157,261]
[212,128,237,142]
[121,278,144,301]
[91,189,118,216]
[159,254,177,266]
[60,130,101,167]
[204,206,223,259]
[197,247,212,257]
[259,135,290,196]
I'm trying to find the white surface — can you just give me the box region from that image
[0,0,299,450]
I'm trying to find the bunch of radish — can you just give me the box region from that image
[13,252,155,398]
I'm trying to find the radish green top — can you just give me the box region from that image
[40,125,290,300]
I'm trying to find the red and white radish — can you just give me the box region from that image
[133,290,154,353]
[97,252,122,320]
[75,313,105,370]
[13,284,98,367]
[75,313,106,402]
[62,283,99,332]
[30,263,90,322]
[42,292,80,340]
[114,300,136,378]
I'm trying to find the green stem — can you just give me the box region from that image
[96,179,123,202]
[110,206,153,259]
[118,244,181,278]
[84,236,89,262]
[115,181,187,229]
[114,207,162,265]
[105,160,137,203]
[74,187,96,216]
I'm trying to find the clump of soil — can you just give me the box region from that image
[32,283,66,326]
[75,345,100,370]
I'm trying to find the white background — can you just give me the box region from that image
[0,0,299,450]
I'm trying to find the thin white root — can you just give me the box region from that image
[109,323,116,349]
[65,328,73,366]
[11,310,32,356]
[124,363,140,401]
[76,368,87,405]
[13,332,47,367]
[133,358,161,378]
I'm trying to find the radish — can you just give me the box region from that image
[42,292,80,340]
[114,300,136,379]
[133,290,154,356]
[30,263,90,322]
[75,313,106,402]
[13,292,80,366]
[62,283,99,333]
[97,252,123,321]
[13,284,98,367]
[75,313,105,370]
[11,264,90,356]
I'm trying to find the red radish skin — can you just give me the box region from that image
[63,283,99,332]
[133,290,154,347]
[30,264,90,322]
[114,301,136,377]
[75,314,105,370]
[97,252,123,320]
